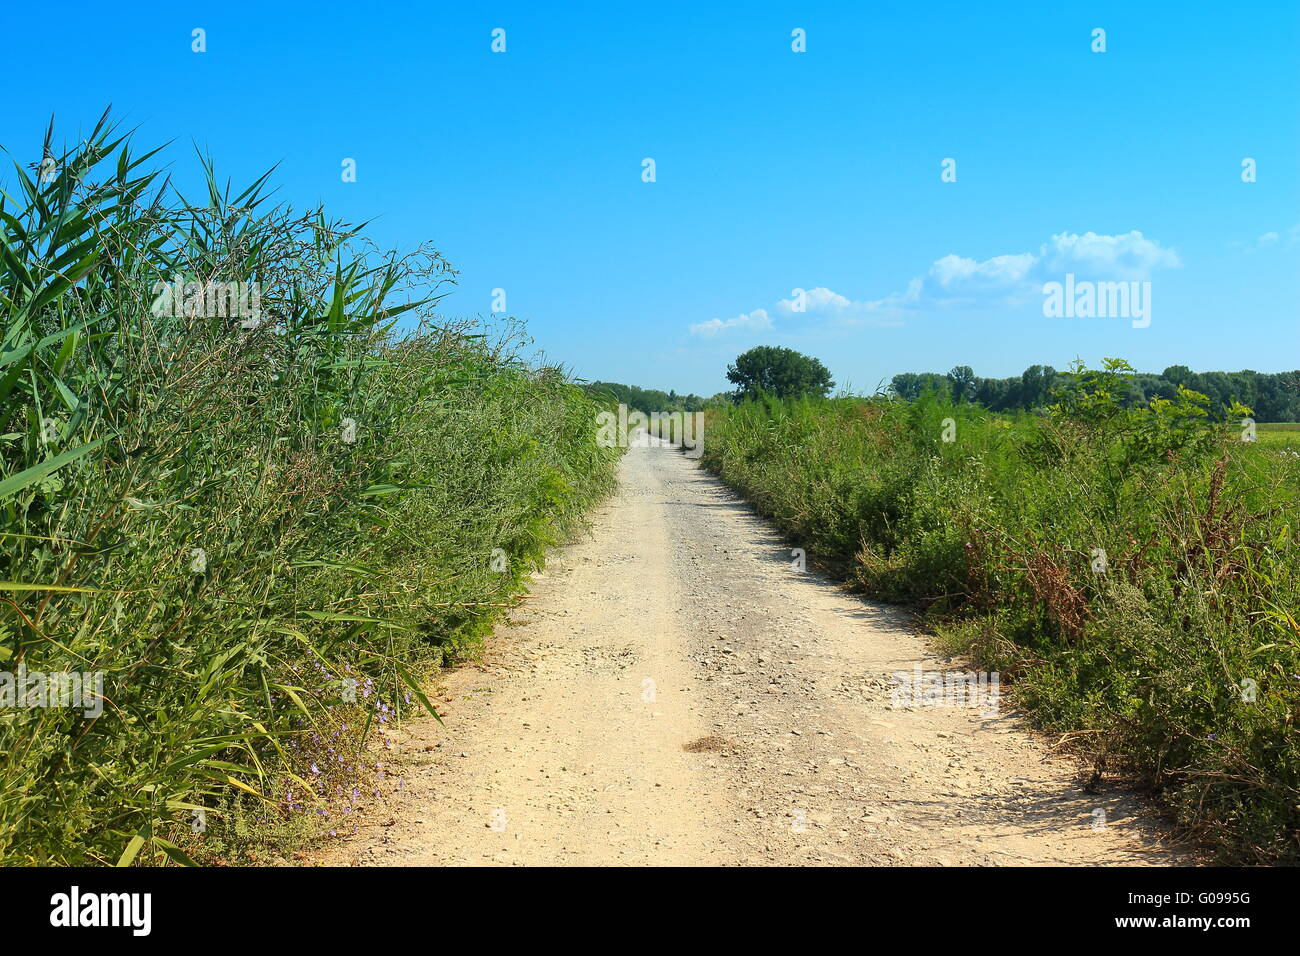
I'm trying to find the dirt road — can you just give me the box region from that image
[319,440,1191,866]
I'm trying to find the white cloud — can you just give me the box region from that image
[689,308,772,337]
[774,287,852,314]
[928,251,1037,289]
[862,230,1180,313]
[687,231,1181,336]
[1037,231,1181,278]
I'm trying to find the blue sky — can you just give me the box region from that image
[2,1,1296,395]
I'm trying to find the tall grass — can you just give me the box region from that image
[0,111,618,864]
[702,362,1300,862]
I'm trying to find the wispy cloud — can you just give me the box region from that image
[1234,223,1300,251]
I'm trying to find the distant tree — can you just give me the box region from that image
[974,376,1012,410]
[890,372,924,401]
[1123,380,1148,406]
[726,346,834,401]
[890,371,949,401]
[1020,364,1057,409]
[1227,372,1258,414]
[947,365,976,402]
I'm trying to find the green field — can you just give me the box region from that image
[1256,423,1300,449]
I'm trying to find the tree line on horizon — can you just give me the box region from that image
[591,345,1300,422]
[584,380,716,412]
[892,364,1300,422]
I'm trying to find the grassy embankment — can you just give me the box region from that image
[701,362,1300,862]
[0,113,618,864]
